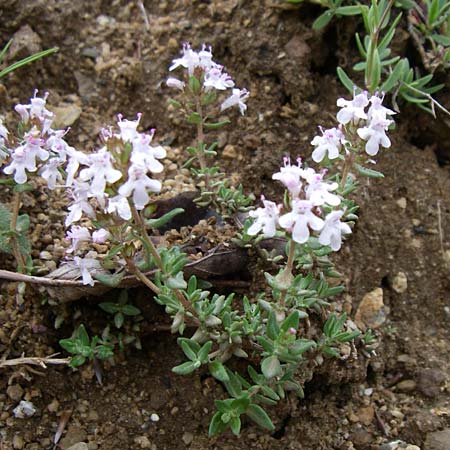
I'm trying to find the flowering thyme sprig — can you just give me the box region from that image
[310,89,395,189]
[167,43,253,217]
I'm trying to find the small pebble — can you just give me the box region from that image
[150,413,159,422]
[391,272,407,293]
[13,435,24,449]
[7,384,24,402]
[395,379,416,392]
[182,432,194,445]
[13,400,36,418]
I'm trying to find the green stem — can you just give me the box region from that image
[339,152,354,191]
[10,192,26,272]
[195,98,210,190]
[129,202,199,320]
[278,241,297,308]
[365,0,395,90]
[130,203,163,269]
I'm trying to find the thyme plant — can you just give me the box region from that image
[0,45,396,435]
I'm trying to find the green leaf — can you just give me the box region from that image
[337,67,357,93]
[0,203,11,230]
[114,312,124,328]
[59,338,77,354]
[209,360,230,382]
[380,59,405,93]
[0,46,58,78]
[96,344,114,360]
[431,34,450,46]
[369,47,381,90]
[165,272,187,290]
[94,271,124,287]
[76,324,90,347]
[245,404,275,431]
[204,119,230,130]
[16,214,30,233]
[289,339,316,355]
[223,370,243,398]
[280,311,300,334]
[188,75,201,94]
[0,39,13,64]
[266,311,280,341]
[121,304,141,316]
[354,163,384,178]
[99,302,120,314]
[336,5,364,16]
[261,355,282,379]
[312,11,334,30]
[172,361,197,375]
[146,208,184,229]
[230,416,241,436]
[186,112,202,124]
[428,0,440,26]
[13,183,34,193]
[208,411,227,436]
[198,340,213,363]
[69,354,86,367]
[180,340,198,361]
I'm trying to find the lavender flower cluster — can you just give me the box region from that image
[0,92,168,285]
[247,91,395,251]
[311,91,395,162]
[248,160,350,251]
[166,43,249,115]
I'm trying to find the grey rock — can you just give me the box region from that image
[66,444,89,450]
[417,369,446,398]
[424,429,450,450]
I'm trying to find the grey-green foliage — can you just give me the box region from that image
[0,38,58,78]
[287,0,449,114]
[336,0,446,114]
[59,324,114,368]
[0,202,31,256]
[152,240,360,435]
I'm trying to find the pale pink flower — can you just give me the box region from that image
[337,91,369,125]
[79,148,122,198]
[66,226,91,253]
[272,157,303,198]
[107,195,132,221]
[279,199,324,244]
[357,116,393,156]
[318,210,351,251]
[92,228,110,244]
[203,67,234,91]
[247,197,280,238]
[118,164,161,210]
[166,77,185,90]
[220,88,249,115]
[311,126,346,162]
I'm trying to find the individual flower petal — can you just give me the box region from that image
[318,210,352,251]
[311,126,346,163]
[107,195,132,220]
[279,199,324,244]
[66,226,91,253]
[337,90,369,125]
[73,256,99,286]
[92,228,110,244]
[166,77,185,90]
[220,88,249,115]
[247,197,280,238]
[272,157,303,198]
[357,116,393,156]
